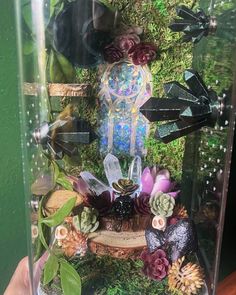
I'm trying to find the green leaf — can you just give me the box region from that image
[22,2,32,31]
[34,224,51,262]
[56,172,73,191]
[37,198,50,251]
[49,50,76,83]
[52,161,60,183]
[43,255,59,285]
[23,39,34,55]
[41,197,76,227]
[60,260,81,295]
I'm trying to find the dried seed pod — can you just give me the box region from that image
[168,256,204,295]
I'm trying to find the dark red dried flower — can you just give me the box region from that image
[114,34,140,53]
[128,42,158,65]
[134,192,151,215]
[87,191,112,216]
[140,248,169,281]
[104,44,124,64]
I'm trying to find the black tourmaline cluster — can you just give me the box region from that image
[33,117,96,159]
[140,69,222,143]
[169,5,217,43]
[112,179,139,219]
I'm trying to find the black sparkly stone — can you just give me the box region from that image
[145,219,198,262]
[112,196,134,219]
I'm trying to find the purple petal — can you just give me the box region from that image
[155,169,170,181]
[141,167,154,194]
[151,166,160,181]
[168,190,180,198]
[151,179,172,196]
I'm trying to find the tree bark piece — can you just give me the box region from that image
[44,190,84,216]
[24,82,92,97]
[88,230,146,259]
[100,215,151,232]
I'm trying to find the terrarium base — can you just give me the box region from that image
[88,230,146,259]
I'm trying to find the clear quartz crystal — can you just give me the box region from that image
[80,171,110,195]
[128,155,142,195]
[103,153,123,187]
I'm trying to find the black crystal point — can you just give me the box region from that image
[112,196,134,219]
[33,117,97,159]
[145,219,198,262]
[53,0,119,68]
[169,5,216,43]
[140,69,221,143]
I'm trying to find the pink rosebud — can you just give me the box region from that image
[104,44,124,63]
[140,248,169,281]
[128,42,158,65]
[114,34,140,53]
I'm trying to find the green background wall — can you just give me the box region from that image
[0,0,27,293]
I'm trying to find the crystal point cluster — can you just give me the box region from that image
[169,5,215,44]
[140,69,220,143]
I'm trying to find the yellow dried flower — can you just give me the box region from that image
[168,256,204,295]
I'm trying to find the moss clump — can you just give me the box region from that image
[69,254,170,295]
[60,0,193,181]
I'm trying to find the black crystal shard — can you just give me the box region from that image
[140,69,221,143]
[164,81,199,103]
[53,0,119,68]
[145,219,198,262]
[180,104,212,122]
[55,119,97,144]
[33,117,97,159]
[155,119,207,143]
[184,69,209,99]
[140,97,193,122]
[169,5,215,44]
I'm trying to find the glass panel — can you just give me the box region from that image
[15,0,236,294]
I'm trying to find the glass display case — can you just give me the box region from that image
[15,0,236,294]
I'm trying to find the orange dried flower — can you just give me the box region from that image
[60,229,87,257]
[173,204,189,219]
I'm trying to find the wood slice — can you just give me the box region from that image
[100,215,151,232]
[88,230,146,259]
[24,83,92,97]
[45,190,84,216]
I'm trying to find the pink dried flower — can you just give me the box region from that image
[104,44,124,64]
[128,42,158,65]
[114,34,140,53]
[140,248,169,281]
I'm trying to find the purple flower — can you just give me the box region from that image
[128,42,158,65]
[104,44,124,64]
[134,192,151,215]
[114,34,140,53]
[87,191,113,216]
[140,249,169,281]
